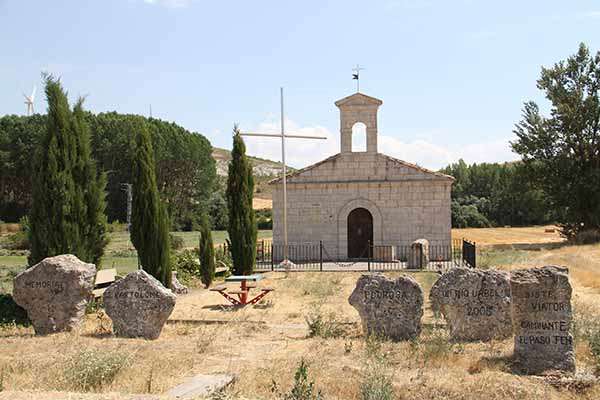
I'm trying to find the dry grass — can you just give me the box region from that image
[2,245,600,399]
[253,198,273,210]
[0,224,21,235]
[452,225,565,246]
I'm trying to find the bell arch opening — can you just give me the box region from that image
[351,122,367,152]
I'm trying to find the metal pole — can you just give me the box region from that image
[281,87,288,261]
[367,240,371,272]
[320,241,323,271]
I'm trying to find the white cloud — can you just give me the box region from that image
[242,118,520,170]
[142,0,192,8]
[242,118,339,168]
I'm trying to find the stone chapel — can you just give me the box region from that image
[270,92,453,260]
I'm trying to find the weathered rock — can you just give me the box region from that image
[104,270,176,339]
[170,271,188,295]
[348,273,423,340]
[167,373,236,399]
[510,266,575,374]
[12,254,96,335]
[430,268,512,341]
[407,239,429,269]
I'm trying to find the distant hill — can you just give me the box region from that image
[212,147,295,209]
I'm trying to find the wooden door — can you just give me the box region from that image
[347,208,373,258]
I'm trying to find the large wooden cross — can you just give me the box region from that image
[240,88,326,263]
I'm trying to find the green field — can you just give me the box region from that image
[0,229,273,292]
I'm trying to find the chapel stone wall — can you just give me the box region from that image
[272,153,452,259]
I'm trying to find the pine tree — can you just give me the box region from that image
[130,121,172,287]
[198,213,215,288]
[226,126,257,275]
[28,75,107,265]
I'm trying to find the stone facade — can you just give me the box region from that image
[271,92,453,260]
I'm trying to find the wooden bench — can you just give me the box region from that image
[209,285,227,292]
[93,268,117,298]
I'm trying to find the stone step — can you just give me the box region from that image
[166,373,236,399]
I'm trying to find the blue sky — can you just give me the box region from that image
[1,0,599,169]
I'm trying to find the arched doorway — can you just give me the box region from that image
[347,208,373,258]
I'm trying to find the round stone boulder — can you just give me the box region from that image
[104,270,176,340]
[349,273,423,341]
[12,254,96,335]
[429,268,512,341]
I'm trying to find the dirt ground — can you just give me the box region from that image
[2,244,600,399]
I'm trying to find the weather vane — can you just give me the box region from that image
[352,64,364,92]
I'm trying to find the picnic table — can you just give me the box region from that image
[210,274,273,306]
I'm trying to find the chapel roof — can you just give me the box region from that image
[334,92,383,107]
[269,152,454,184]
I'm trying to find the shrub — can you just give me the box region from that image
[271,359,323,400]
[256,209,273,230]
[63,348,131,391]
[305,304,346,338]
[172,249,200,280]
[0,294,30,326]
[572,229,600,245]
[170,233,185,250]
[2,231,29,250]
[1,217,30,250]
[107,221,128,233]
[215,243,233,272]
[257,216,273,230]
[360,335,394,400]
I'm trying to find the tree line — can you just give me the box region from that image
[444,43,600,242]
[439,160,555,229]
[0,109,215,230]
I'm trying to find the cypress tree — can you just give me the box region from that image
[28,75,107,265]
[198,213,215,288]
[226,126,256,275]
[72,99,108,264]
[130,121,172,287]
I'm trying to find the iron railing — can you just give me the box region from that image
[217,238,476,272]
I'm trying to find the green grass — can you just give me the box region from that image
[107,229,272,251]
[0,230,273,292]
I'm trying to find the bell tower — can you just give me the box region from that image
[334,93,383,154]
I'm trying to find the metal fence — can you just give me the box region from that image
[218,238,476,272]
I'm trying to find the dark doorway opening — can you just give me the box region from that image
[347,207,373,258]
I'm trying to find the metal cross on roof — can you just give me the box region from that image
[352,64,365,92]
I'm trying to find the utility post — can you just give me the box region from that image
[120,183,133,232]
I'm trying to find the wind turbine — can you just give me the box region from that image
[23,86,36,116]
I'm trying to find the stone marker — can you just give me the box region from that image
[104,270,176,340]
[170,271,189,295]
[167,373,236,399]
[429,268,512,341]
[348,274,423,340]
[407,238,429,269]
[510,265,575,374]
[12,254,96,335]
